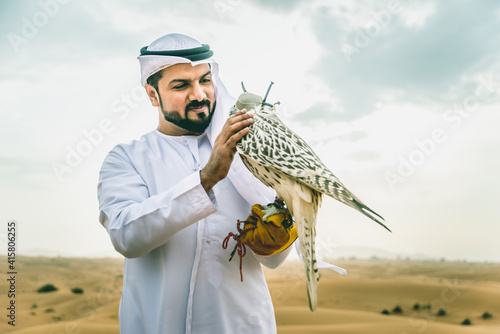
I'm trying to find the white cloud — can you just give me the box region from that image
[307,0,500,120]
[0,0,499,262]
[400,1,437,29]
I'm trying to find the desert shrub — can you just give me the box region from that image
[381,309,390,315]
[31,303,37,309]
[413,303,421,310]
[482,311,493,319]
[37,284,58,293]
[422,303,432,310]
[437,308,446,316]
[461,318,472,325]
[71,287,84,294]
[392,305,403,314]
[45,308,55,313]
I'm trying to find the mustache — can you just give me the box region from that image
[185,99,211,111]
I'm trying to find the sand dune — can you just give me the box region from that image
[6,322,119,334]
[275,306,498,334]
[0,256,122,334]
[1,256,498,333]
[267,259,500,333]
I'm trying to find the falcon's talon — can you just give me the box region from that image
[260,197,290,222]
[261,204,286,222]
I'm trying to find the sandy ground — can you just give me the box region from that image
[1,256,498,334]
[266,259,500,334]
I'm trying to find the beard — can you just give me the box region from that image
[159,97,216,134]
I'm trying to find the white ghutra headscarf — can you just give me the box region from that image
[137,33,275,205]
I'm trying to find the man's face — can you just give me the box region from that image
[155,63,216,134]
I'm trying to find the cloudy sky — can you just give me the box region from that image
[1,0,499,262]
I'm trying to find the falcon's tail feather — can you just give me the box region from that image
[291,192,320,313]
[296,214,318,312]
[303,232,318,312]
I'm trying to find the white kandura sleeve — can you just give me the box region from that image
[97,149,217,259]
[252,243,293,269]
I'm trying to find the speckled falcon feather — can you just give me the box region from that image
[231,84,390,312]
[239,152,323,311]
[237,105,389,230]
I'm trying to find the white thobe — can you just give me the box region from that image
[98,130,291,334]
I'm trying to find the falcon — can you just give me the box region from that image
[231,82,391,312]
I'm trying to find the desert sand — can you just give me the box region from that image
[1,256,499,334]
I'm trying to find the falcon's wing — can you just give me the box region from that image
[237,105,390,231]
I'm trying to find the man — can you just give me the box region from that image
[97,33,293,333]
